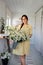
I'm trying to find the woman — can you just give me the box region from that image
[12,15,32,65]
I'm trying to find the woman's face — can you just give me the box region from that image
[21,17,28,24]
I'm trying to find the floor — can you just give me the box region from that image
[7,44,43,65]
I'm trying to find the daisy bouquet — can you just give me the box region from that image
[6,26,29,42]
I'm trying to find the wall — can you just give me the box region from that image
[0,0,6,19]
[34,7,43,56]
[40,8,43,56]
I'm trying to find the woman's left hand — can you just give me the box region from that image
[29,34,32,38]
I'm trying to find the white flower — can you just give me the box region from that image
[6,26,29,42]
[0,52,11,59]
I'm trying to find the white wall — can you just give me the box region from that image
[34,7,43,56]
[0,0,6,19]
[40,8,43,56]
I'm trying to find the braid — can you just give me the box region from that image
[20,23,24,30]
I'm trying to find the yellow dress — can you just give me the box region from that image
[12,24,32,55]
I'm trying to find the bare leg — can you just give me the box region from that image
[20,55,26,65]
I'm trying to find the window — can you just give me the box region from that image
[6,16,11,26]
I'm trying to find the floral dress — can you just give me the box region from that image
[12,24,32,55]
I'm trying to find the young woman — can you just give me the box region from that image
[12,15,32,65]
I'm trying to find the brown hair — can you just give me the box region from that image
[21,15,28,21]
[20,15,28,29]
